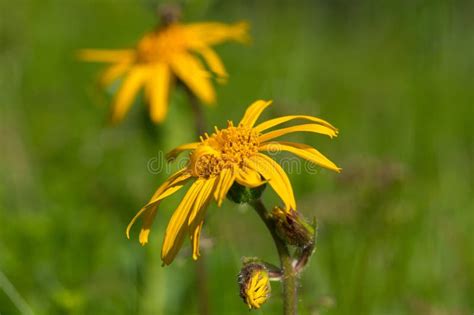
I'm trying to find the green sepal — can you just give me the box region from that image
[227,182,266,204]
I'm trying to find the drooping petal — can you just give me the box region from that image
[169,52,215,104]
[213,167,236,206]
[99,62,131,86]
[145,63,171,123]
[239,100,273,128]
[126,169,191,243]
[110,66,149,123]
[161,179,206,265]
[254,115,337,133]
[148,170,192,204]
[166,142,201,161]
[185,176,217,261]
[188,177,217,225]
[190,221,204,260]
[183,21,250,47]
[195,47,228,83]
[138,208,157,245]
[247,153,296,210]
[235,164,266,188]
[259,142,341,173]
[77,49,135,63]
[259,124,338,143]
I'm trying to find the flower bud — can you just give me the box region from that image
[271,207,315,249]
[238,262,271,309]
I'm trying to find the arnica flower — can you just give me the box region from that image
[238,263,271,309]
[127,100,341,265]
[78,20,249,123]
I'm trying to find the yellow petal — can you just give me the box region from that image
[259,124,338,143]
[254,115,337,133]
[188,177,216,225]
[239,100,273,128]
[126,169,191,241]
[195,47,228,83]
[259,141,341,172]
[110,66,149,123]
[235,164,266,188]
[191,145,220,159]
[190,221,204,260]
[170,52,215,104]
[166,142,201,161]
[213,167,236,206]
[187,177,217,260]
[161,179,206,265]
[99,62,131,86]
[138,207,157,245]
[145,63,171,123]
[77,49,135,62]
[247,153,296,210]
[147,171,192,206]
[184,21,250,46]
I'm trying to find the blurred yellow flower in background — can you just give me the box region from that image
[79,20,249,123]
[126,100,340,265]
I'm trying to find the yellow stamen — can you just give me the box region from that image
[189,122,260,178]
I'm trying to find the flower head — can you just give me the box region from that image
[238,262,271,309]
[79,20,249,123]
[127,100,340,265]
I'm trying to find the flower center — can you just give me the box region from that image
[136,25,185,63]
[190,121,260,178]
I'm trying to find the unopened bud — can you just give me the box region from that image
[271,207,315,248]
[238,262,271,309]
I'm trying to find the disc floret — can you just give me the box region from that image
[190,121,260,178]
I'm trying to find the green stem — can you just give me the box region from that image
[186,87,205,135]
[250,199,298,315]
[196,256,210,315]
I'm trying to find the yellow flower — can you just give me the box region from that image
[127,100,340,265]
[239,264,271,309]
[78,21,249,123]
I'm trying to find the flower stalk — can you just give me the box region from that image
[185,86,206,135]
[250,199,298,315]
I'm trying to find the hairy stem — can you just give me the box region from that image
[196,256,210,315]
[250,199,298,315]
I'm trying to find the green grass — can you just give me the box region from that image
[0,0,473,314]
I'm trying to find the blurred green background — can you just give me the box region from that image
[1,0,473,314]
